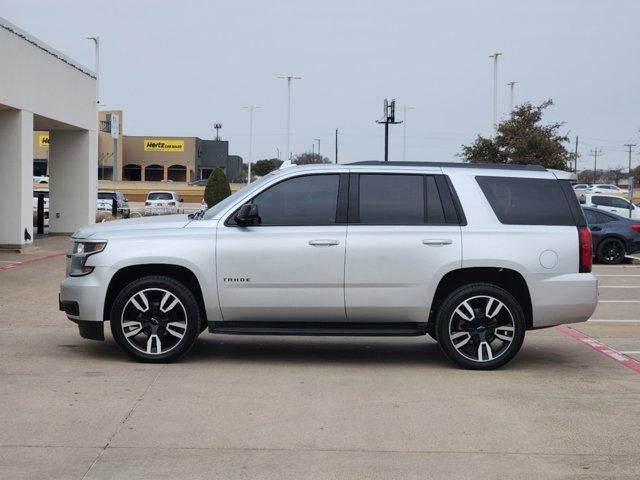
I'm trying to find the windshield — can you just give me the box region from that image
[202,173,276,220]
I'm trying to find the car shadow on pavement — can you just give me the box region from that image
[71,331,578,371]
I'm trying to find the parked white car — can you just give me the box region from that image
[585,184,624,196]
[33,175,49,184]
[580,193,640,219]
[572,183,590,194]
[144,190,182,215]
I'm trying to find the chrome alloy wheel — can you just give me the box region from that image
[120,288,188,355]
[448,295,515,363]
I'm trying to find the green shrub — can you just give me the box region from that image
[204,168,232,208]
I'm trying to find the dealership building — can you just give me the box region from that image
[35,110,244,183]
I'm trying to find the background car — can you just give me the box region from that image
[583,206,640,264]
[579,193,640,219]
[572,183,591,194]
[33,175,49,184]
[585,184,625,196]
[144,190,182,215]
[97,191,130,218]
[188,179,208,187]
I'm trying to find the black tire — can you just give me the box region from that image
[436,283,526,370]
[596,238,626,265]
[425,323,437,341]
[110,275,201,363]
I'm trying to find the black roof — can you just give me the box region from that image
[348,161,547,171]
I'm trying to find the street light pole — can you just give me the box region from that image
[624,143,636,218]
[507,81,516,112]
[489,53,502,132]
[86,36,100,105]
[277,75,302,162]
[242,106,260,184]
[402,106,414,161]
[314,138,321,158]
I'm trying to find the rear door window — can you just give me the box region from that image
[592,196,611,207]
[358,174,424,224]
[476,176,576,226]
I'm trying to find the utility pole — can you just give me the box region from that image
[590,148,603,184]
[86,36,100,105]
[311,143,315,156]
[314,138,321,159]
[489,53,502,132]
[276,148,280,160]
[277,75,302,162]
[402,106,415,161]
[335,129,338,164]
[574,136,579,174]
[507,81,516,112]
[242,107,259,184]
[624,143,636,218]
[376,99,402,162]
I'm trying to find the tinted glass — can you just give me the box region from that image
[610,197,631,209]
[98,192,115,199]
[476,176,575,226]
[425,176,446,224]
[252,174,340,226]
[592,196,611,207]
[33,191,49,198]
[595,211,616,223]
[583,209,597,224]
[148,192,174,200]
[359,174,424,224]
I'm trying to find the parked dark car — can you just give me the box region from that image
[583,207,640,264]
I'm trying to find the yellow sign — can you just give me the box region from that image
[144,139,184,152]
[38,134,49,148]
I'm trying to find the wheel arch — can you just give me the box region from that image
[103,264,207,326]
[429,267,533,329]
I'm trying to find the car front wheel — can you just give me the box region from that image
[110,275,200,363]
[436,283,526,370]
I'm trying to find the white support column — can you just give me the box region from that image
[48,129,97,233]
[0,109,33,248]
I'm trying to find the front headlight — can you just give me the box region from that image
[67,240,107,276]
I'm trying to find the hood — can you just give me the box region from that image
[73,214,192,239]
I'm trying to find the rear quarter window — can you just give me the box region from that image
[476,176,577,226]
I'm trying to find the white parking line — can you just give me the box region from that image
[599,286,640,289]
[598,300,640,303]
[0,260,20,264]
[621,351,640,354]
[597,274,640,277]
[589,319,640,323]
[595,265,640,268]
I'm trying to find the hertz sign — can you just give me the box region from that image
[38,134,50,148]
[144,140,184,152]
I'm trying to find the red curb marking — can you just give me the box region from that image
[0,252,65,271]
[556,324,640,374]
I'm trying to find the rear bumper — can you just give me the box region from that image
[529,273,598,328]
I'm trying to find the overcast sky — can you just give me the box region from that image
[2,0,639,169]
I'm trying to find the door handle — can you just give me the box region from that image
[422,239,452,246]
[590,226,602,232]
[309,239,340,247]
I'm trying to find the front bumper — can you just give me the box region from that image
[59,266,112,340]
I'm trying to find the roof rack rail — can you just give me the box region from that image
[348,161,547,172]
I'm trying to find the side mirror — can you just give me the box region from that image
[234,203,260,226]
[179,198,184,203]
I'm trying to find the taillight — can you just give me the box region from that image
[631,224,640,233]
[168,201,176,206]
[145,201,151,206]
[578,227,592,273]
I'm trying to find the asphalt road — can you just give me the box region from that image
[1,237,639,479]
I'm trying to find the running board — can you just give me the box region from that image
[208,321,429,336]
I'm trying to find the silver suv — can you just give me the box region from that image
[59,162,598,369]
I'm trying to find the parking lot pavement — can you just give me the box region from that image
[1,237,640,479]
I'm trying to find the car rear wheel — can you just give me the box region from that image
[596,238,626,264]
[110,275,200,363]
[436,283,526,370]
